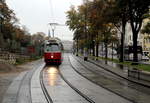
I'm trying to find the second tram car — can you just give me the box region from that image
[44,39,62,65]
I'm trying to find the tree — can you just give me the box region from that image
[66,5,87,55]
[113,0,150,63]
[0,0,20,50]
[112,0,129,62]
[92,0,118,60]
[32,32,45,45]
[88,0,105,57]
[127,0,150,62]
[110,35,118,60]
[66,6,80,31]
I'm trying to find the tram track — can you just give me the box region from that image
[73,55,150,90]
[16,70,31,103]
[72,54,150,103]
[14,64,41,103]
[37,54,149,103]
[30,54,133,103]
[82,56,150,88]
[14,71,28,103]
[17,63,40,103]
[86,57,150,94]
[68,55,136,103]
[40,66,53,103]
[59,68,95,103]
[3,54,148,103]
[2,60,44,103]
[40,65,95,103]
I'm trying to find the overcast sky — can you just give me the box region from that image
[6,0,82,40]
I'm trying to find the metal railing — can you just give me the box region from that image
[0,51,30,64]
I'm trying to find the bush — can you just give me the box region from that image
[15,58,25,65]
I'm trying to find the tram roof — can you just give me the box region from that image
[44,38,61,44]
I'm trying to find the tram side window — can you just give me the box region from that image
[46,44,60,51]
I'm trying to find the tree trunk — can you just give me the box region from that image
[105,43,108,59]
[130,21,142,63]
[120,18,126,62]
[102,42,104,58]
[76,39,79,56]
[128,1,143,63]
[133,31,138,62]
[92,40,95,56]
[96,42,99,58]
[105,43,108,64]
[112,42,113,60]
[93,41,95,56]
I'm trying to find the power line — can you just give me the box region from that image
[48,0,54,22]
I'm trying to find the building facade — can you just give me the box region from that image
[124,23,143,47]
[124,20,150,57]
[141,19,150,56]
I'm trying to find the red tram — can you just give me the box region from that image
[44,39,62,65]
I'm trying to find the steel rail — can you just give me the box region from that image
[16,71,29,103]
[69,54,136,103]
[80,56,150,88]
[40,66,53,103]
[59,69,95,103]
[41,63,94,103]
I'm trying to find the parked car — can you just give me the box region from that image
[142,51,150,61]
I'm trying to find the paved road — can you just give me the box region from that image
[2,53,150,103]
[43,54,132,103]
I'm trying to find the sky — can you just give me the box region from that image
[6,0,82,41]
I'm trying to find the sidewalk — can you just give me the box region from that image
[139,61,150,65]
[0,59,43,103]
[78,55,150,88]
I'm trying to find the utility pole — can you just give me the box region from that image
[48,29,51,37]
[49,23,57,38]
[48,23,66,38]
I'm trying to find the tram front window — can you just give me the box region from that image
[46,44,60,52]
